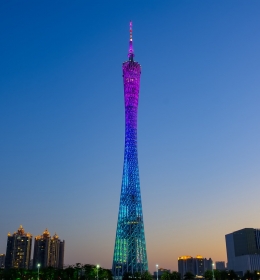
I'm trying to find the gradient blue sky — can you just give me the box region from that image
[1,0,260,272]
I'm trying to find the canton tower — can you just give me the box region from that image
[112,22,148,278]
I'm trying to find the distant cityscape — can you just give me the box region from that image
[1,225,260,280]
[1,225,64,270]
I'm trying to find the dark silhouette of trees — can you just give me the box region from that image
[123,272,133,280]
[184,272,195,280]
[204,270,213,280]
[204,269,221,280]
[253,271,260,280]
[161,271,171,280]
[161,271,181,280]
[227,270,238,280]
[171,271,181,280]
[220,270,228,280]
[243,270,253,280]
[0,263,113,280]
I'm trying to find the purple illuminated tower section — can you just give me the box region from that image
[112,22,148,278]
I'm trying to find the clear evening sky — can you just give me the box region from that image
[1,0,260,272]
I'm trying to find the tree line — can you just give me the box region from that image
[173,269,260,280]
[204,269,260,280]
[0,263,112,280]
[2,266,260,280]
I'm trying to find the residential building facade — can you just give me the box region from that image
[204,258,213,271]
[33,229,65,269]
[194,256,204,276]
[5,225,32,269]
[178,256,193,279]
[33,229,51,269]
[48,233,64,268]
[178,256,213,279]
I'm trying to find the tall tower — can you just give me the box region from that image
[112,21,148,278]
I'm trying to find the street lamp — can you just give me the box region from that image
[37,263,40,280]
[212,263,215,280]
[97,264,100,280]
[156,264,159,280]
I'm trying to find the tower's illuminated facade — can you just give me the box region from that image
[112,22,148,278]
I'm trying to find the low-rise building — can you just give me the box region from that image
[215,261,225,270]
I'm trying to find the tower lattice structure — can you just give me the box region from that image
[112,21,148,278]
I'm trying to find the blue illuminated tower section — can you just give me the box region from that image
[112,22,148,278]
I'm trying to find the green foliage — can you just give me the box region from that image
[243,270,253,280]
[184,272,195,280]
[161,271,181,280]
[204,270,213,280]
[214,269,221,280]
[161,271,171,280]
[204,269,221,280]
[171,271,181,280]
[122,271,152,280]
[227,270,238,280]
[253,271,260,280]
[0,263,113,280]
[123,272,133,280]
[141,271,152,280]
[220,270,228,280]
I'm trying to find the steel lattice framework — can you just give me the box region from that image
[112,22,148,279]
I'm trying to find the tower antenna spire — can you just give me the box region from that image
[128,20,134,61]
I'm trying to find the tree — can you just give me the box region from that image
[0,269,5,280]
[253,271,260,280]
[171,271,181,280]
[104,269,113,280]
[161,271,171,280]
[74,263,83,279]
[4,268,20,280]
[83,264,96,280]
[184,272,195,280]
[204,270,213,280]
[98,268,113,280]
[0,263,119,280]
[141,271,152,280]
[64,265,76,280]
[133,271,142,279]
[204,269,221,280]
[220,270,228,280]
[122,272,133,280]
[227,270,238,280]
[244,270,253,280]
